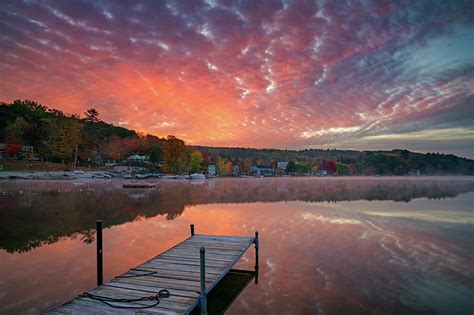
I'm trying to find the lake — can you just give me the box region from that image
[0,177,473,314]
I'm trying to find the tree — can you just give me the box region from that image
[295,163,309,174]
[84,108,100,122]
[239,157,253,174]
[286,161,297,173]
[149,145,163,165]
[336,162,351,175]
[50,119,83,161]
[217,157,233,176]
[100,136,127,161]
[322,159,337,175]
[188,151,204,173]
[365,166,377,176]
[311,164,320,175]
[162,135,186,173]
[5,133,22,156]
[5,117,30,140]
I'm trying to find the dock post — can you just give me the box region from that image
[96,220,103,286]
[199,247,207,315]
[254,231,259,284]
[190,224,195,236]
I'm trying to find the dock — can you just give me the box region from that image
[47,223,259,314]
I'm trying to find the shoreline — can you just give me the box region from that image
[1,171,473,181]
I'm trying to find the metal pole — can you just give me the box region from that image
[190,224,195,236]
[254,231,259,284]
[96,220,103,286]
[199,247,207,315]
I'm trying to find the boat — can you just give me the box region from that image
[136,173,151,179]
[162,174,177,179]
[190,173,206,180]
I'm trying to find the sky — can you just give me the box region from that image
[0,0,473,158]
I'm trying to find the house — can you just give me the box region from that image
[233,164,240,176]
[318,170,328,176]
[0,143,34,159]
[275,161,289,175]
[113,161,151,174]
[126,154,151,163]
[207,164,216,176]
[95,154,104,165]
[251,165,274,176]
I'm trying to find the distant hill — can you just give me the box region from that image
[1,99,473,175]
[191,146,474,175]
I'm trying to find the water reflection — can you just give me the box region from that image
[1,177,473,253]
[0,177,473,314]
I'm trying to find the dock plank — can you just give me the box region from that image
[47,233,256,314]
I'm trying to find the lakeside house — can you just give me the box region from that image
[276,161,289,175]
[233,164,240,176]
[113,161,151,174]
[127,154,150,163]
[208,164,216,176]
[0,143,34,159]
[251,165,274,176]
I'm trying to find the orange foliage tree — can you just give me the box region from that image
[5,133,22,156]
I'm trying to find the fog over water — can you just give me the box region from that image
[0,177,473,314]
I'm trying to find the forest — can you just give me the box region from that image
[1,100,474,175]
[0,100,186,173]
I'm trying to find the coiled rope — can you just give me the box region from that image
[82,289,170,309]
[81,270,169,309]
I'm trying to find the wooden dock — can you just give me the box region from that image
[47,224,259,314]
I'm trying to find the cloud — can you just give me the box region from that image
[0,0,473,156]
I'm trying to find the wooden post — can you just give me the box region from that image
[199,247,207,315]
[190,224,195,236]
[96,220,103,286]
[254,231,259,284]
[74,145,78,171]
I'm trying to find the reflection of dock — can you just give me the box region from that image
[191,269,256,314]
[122,182,156,189]
[47,224,259,314]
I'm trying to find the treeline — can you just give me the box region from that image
[193,146,474,175]
[2,100,473,175]
[0,100,188,172]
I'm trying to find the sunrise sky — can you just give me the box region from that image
[0,0,473,157]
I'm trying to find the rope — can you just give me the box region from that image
[81,289,170,309]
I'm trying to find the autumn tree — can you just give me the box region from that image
[5,133,22,156]
[78,127,100,164]
[311,163,320,175]
[123,137,142,153]
[50,119,83,162]
[100,136,127,161]
[188,151,204,173]
[322,159,337,175]
[217,157,233,176]
[239,157,253,174]
[162,135,186,173]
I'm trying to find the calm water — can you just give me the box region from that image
[0,177,473,314]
